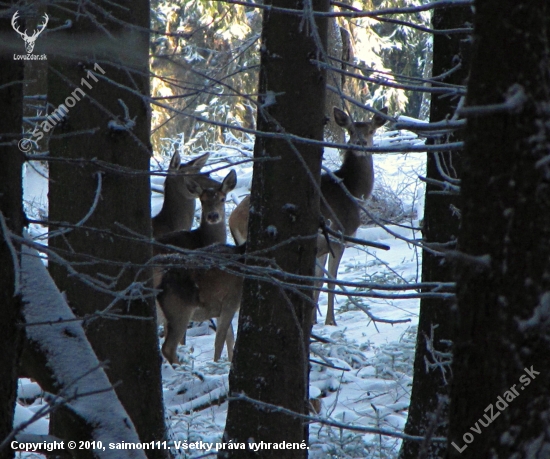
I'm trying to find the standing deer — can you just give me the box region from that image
[158,243,245,363]
[152,152,221,238]
[154,170,237,356]
[228,107,388,325]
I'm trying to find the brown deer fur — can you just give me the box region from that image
[228,107,388,325]
[152,152,221,238]
[157,244,245,363]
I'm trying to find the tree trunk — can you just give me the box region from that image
[23,6,49,154]
[221,1,329,458]
[448,1,550,457]
[46,2,166,456]
[399,5,471,459]
[0,8,25,459]
[18,245,147,459]
[324,17,344,144]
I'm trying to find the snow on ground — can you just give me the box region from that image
[16,128,426,458]
[150,132,426,458]
[160,221,422,459]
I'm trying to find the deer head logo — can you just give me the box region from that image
[12,11,49,54]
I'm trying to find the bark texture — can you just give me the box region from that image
[399,5,471,459]
[222,1,329,457]
[448,1,550,457]
[0,8,25,458]
[46,2,166,456]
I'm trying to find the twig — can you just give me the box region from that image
[230,393,447,443]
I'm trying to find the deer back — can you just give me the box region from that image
[228,195,250,246]
[161,252,244,322]
[158,243,246,362]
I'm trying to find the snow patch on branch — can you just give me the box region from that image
[108,99,136,131]
[518,291,550,332]
[20,245,146,459]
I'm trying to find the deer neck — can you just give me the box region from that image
[335,150,374,200]
[198,219,227,246]
[157,185,194,231]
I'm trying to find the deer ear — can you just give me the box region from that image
[222,170,237,193]
[169,152,181,170]
[333,107,351,128]
[372,107,389,128]
[185,152,209,170]
[184,178,202,197]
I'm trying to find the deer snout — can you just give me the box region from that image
[354,136,373,147]
[206,211,221,224]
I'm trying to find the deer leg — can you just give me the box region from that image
[159,289,194,364]
[312,253,328,324]
[325,243,345,326]
[214,306,237,362]
[225,324,235,362]
[156,301,166,334]
[156,292,187,344]
[154,266,167,335]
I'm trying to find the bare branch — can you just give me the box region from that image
[230,393,447,443]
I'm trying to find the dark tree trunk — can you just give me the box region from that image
[0,9,25,459]
[23,6,49,153]
[399,5,471,459]
[46,2,166,455]
[448,1,550,457]
[221,1,329,457]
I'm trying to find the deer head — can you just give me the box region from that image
[12,11,49,54]
[333,106,388,148]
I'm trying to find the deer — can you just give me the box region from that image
[152,152,222,238]
[155,169,237,250]
[228,106,388,325]
[153,170,237,352]
[157,243,245,363]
